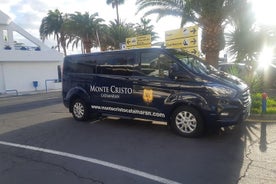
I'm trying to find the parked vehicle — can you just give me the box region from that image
[218,61,276,88]
[62,48,251,137]
[218,63,252,79]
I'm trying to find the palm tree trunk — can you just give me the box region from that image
[205,51,219,67]
[56,34,61,52]
[201,21,224,67]
[81,42,84,54]
[115,2,119,23]
[96,30,101,51]
[83,40,92,53]
[60,34,67,56]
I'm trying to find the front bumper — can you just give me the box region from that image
[205,94,251,127]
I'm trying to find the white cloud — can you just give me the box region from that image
[2,0,181,51]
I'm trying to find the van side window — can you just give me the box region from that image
[64,56,97,74]
[97,53,134,76]
[139,52,173,78]
[181,55,209,75]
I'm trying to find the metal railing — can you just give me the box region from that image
[5,89,18,96]
[45,79,60,93]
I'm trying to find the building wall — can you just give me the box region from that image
[0,64,5,93]
[0,10,64,94]
[2,61,62,92]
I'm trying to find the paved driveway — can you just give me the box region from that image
[0,92,275,184]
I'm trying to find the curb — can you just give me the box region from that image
[246,114,276,123]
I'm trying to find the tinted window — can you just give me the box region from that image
[137,52,173,78]
[97,53,134,76]
[64,53,135,76]
[63,55,97,74]
[168,49,214,75]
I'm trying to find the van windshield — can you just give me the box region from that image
[167,49,216,75]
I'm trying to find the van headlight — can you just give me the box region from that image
[207,85,237,98]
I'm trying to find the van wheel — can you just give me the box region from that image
[71,99,89,121]
[170,106,204,137]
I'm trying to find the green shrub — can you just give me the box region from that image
[251,93,276,114]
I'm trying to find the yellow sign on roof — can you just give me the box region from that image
[126,35,151,48]
[182,47,200,57]
[165,26,198,41]
[126,44,152,49]
[165,25,200,56]
[166,36,198,49]
[126,37,137,46]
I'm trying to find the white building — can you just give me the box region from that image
[0,10,63,94]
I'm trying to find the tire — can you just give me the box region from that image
[71,99,89,121]
[170,106,204,137]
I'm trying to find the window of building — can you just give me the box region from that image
[3,30,11,50]
[13,31,40,51]
[3,30,8,42]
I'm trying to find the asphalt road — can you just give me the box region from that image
[0,92,275,184]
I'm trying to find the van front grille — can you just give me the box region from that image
[241,90,251,107]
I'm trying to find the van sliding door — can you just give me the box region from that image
[91,53,135,116]
[131,50,176,121]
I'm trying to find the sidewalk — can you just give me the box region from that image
[0,89,61,98]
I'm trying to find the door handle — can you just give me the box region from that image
[133,78,148,83]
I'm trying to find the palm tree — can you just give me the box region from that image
[225,0,259,63]
[227,0,276,64]
[40,9,67,55]
[96,24,114,51]
[135,18,158,41]
[136,0,236,67]
[107,20,136,49]
[64,12,104,53]
[261,25,276,50]
[106,0,125,24]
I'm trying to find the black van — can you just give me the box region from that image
[62,48,251,137]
